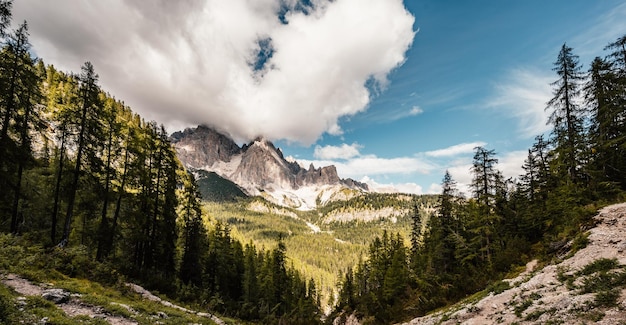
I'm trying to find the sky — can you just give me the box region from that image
[12,0,626,195]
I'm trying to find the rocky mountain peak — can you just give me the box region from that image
[171,125,368,209]
[170,125,240,169]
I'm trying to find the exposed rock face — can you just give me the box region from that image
[171,125,368,209]
[170,125,241,168]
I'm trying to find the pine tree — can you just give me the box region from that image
[409,200,422,258]
[178,173,205,286]
[0,0,10,37]
[60,62,101,246]
[436,170,461,274]
[585,35,626,189]
[546,43,586,182]
[0,21,43,233]
[471,147,499,208]
[468,147,502,268]
[95,98,122,261]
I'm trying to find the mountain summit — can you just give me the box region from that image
[171,125,368,209]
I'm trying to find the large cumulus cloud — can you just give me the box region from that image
[14,0,415,144]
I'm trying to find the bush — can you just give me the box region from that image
[594,289,620,308]
[578,258,619,276]
[0,284,17,323]
[486,280,510,295]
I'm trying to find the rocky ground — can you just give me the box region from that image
[1,273,227,324]
[402,202,626,325]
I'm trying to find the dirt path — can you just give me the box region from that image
[402,202,626,325]
[1,273,138,324]
[1,273,229,324]
[126,283,227,325]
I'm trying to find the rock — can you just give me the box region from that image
[16,296,27,307]
[171,125,368,207]
[42,288,70,304]
[157,311,168,319]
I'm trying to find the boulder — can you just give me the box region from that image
[42,288,70,304]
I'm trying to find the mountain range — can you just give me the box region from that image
[170,125,368,209]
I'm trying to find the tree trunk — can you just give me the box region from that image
[60,92,89,247]
[51,130,66,243]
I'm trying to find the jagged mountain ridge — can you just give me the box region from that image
[171,125,368,209]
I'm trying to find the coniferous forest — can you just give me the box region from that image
[0,3,319,324]
[1,0,626,324]
[331,37,626,323]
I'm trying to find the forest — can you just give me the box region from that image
[2,0,626,324]
[0,2,320,324]
[331,36,626,324]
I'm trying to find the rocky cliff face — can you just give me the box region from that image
[170,125,241,168]
[171,125,368,209]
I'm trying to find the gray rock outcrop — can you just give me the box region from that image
[171,125,368,199]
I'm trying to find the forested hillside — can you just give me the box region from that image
[0,3,320,324]
[202,193,436,313]
[331,37,626,324]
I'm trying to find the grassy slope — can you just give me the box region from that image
[0,235,234,325]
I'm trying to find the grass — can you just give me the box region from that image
[0,234,220,325]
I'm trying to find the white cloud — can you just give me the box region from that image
[499,150,527,181]
[409,105,423,116]
[426,183,442,195]
[446,163,473,196]
[425,141,486,158]
[444,149,528,196]
[360,176,423,194]
[487,68,553,138]
[314,143,362,160]
[300,154,434,180]
[573,2,626,60]
[14,0,415,145]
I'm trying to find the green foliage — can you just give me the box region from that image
[578,258,620,276]
[2,3,626,323]
[593,289,620,308]
[486,280,510,295]
[194,170,247,202]
[514,299,534,317]
[0,283,17,324]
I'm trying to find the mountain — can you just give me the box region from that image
[171,125,368,209]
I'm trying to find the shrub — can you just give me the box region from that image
[578,258,619,276]
[594,289,620,308]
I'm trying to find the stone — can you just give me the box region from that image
[41,288,70,304]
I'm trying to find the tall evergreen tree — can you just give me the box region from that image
[546,43,586,182]
[60,62,101,246]
[0,0,10,37]
[9,47,41,234]
[470,146,499,208]
[178,173,205,286]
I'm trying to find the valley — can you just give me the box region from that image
[202,194,437,308]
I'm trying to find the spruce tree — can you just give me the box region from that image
[546,43,586,182]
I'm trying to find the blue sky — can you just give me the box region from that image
[14,0,626,194]
[276,0,626,193]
